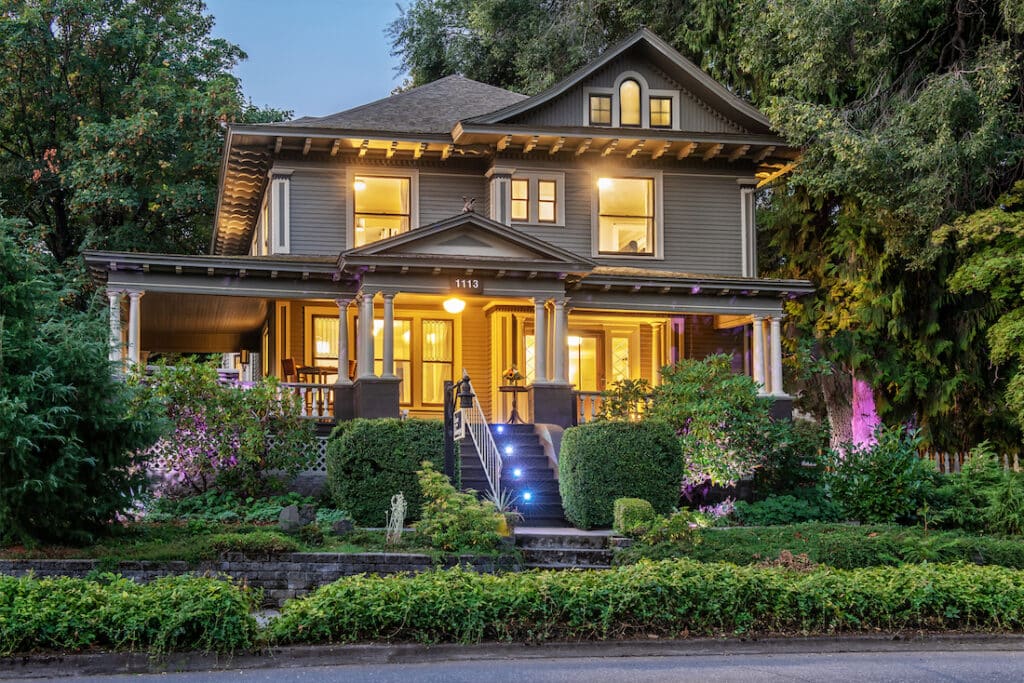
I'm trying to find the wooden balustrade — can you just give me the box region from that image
[279,382,334,420]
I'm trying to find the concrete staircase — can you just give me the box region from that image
[515,530,613,569]
[460,423,566,526]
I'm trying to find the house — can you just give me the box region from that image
[86,28,812,433]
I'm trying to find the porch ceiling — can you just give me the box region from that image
[140,294,267,354]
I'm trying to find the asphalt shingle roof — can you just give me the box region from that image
[267,75,528,136]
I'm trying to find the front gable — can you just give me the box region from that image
[339,212,595,275]
[466,28,771,136]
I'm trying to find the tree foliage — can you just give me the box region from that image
[392,0,1024,448]
[0,0,288,263]
[0,214,163,544]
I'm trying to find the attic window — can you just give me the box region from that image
[650,97,672,128]
[619,79,641,126]
[589,94,611,126]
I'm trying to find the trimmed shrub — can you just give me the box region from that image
[326,418,444,525]
[559,421,683,529]
[200,530,301,557]
[825,425,936,524]
[613,498,655,535]
[0,574,257,655]
[268,560,1024,645]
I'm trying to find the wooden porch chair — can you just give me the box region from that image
[280,358,298,383]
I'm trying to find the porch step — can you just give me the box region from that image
[514,532,614,569]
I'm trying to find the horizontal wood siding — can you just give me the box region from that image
[289,169,346,255]
[661,174,743,276]
[461,303,492,417]
[419,172,490,226]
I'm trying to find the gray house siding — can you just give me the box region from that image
[508,51,745,134]
[419,172,490,225]
[288,167,346,256]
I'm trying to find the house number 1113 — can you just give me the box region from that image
[451,277,482,292]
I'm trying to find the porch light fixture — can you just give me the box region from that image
[353,179,367,191]
[597,177,613,190]
[443,297,466,314]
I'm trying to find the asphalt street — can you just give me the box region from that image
[26,649,1024,682]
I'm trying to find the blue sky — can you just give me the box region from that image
[205,0,407,119]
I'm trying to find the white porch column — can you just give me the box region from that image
[533,297,548,383]
[357,291,376,379]
[107,289,122,366]
[751,314,765,394]
[335,298,352,386]
[552,298,569,385]
[381,292,396,378]
[769,316,785,396]
[126,290,144,368]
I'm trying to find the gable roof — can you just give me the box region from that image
[466,28,773,135]
[261,75,527,137]
[340,212,595,275]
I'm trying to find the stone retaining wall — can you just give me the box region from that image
[0,552,519,606]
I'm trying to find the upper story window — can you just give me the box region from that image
[589,94,612,125]
[650,96,672,128]
[597,176,655,256]
[509,171,565,226]
[619,79,641,126]
[353,175,411,247]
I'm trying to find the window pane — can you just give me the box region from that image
[354,176,411,246]
[511,178,529,221]
[619,80,640,126]
[611,337,630,382]
[590,95,611,125]
[650,97,672,127]
[422,320,452,361]
[538,180,556,223]
[598,177,654,254]
[524,333,536,384]
[568,335,599,392]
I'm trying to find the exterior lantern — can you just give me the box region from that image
[443,297,466,314]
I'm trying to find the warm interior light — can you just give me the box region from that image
[568,335,583,347]
[373,320,383,335]
[443,297,466,314]
[597,177,613,190]
[315,340,330,355]
[353,179,367,191]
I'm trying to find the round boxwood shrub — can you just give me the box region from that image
[326,418,444,525]
[558,420,683,529]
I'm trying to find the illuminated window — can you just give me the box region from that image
[421,319,453,404]
[619,80,641,126]
[589,94,611,125]
[597,177,655,255]
[611,336,631,383]
[311,315,340,383]
[511,179,529,221]
[373,319,412,404]
[537,180,556,223]
[568,334,599,392]
[650,97,672,128]
[353,176,411,247]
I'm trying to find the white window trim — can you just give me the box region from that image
[509,170,566,227]
[269,168,293,255]
[582,73,680,130]
[590,170,665,260]
[345,167,420,249]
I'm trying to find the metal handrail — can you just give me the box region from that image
[462,373,501,500]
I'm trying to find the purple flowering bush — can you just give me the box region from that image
[651,354,773,486]
[137,360,315,499]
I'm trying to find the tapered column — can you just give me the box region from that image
[126,290,144,367]
[107,290,122,365]
[335,298,352,385]
[552,298,569,385]
[769,316,785,396]
[381,292,396,378]
[751,315,765,393]
[357,292,375,379]
[533,297,548,383]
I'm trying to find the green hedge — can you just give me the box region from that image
[613,498,655,535]
[684,523,1024,570]
[326,418,445,525]
[268,560,1024,644]
[0,574,257,655]
[559,421,682,529]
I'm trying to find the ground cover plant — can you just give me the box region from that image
[268,560,1024,644]
[415,462,504,552]
[0,574,257,655]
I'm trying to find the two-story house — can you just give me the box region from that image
[86,28,811,431]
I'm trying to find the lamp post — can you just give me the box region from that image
[444,371,476,482]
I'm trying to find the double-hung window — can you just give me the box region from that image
[597,177,656,256]
[353,175,412,247]
[589,94,612,126]
[509,172,564,226]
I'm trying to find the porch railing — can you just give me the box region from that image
[575,391,653,425]
[463,374,502,500]
[279,382,334,420]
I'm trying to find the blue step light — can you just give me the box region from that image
[504,445,514,456]
[495,425,505,435]
[512,467,523,478]
[522,491,533,502]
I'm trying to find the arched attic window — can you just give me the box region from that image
[619,79,641,126]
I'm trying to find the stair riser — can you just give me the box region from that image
[516,536,608,550]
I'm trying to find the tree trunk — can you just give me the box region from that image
[820,367,853,452]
